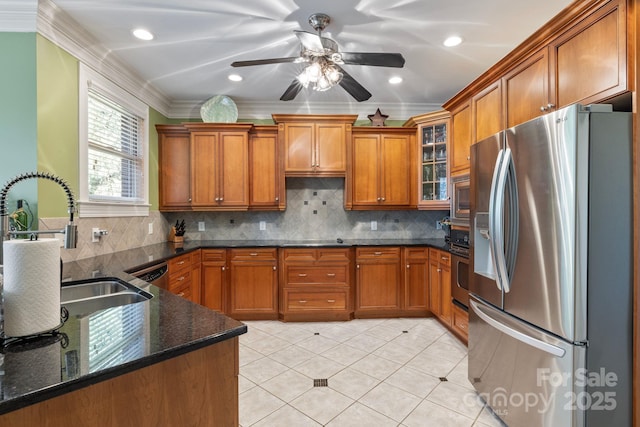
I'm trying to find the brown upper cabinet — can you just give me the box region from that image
[348,127,417,210]
[249,125,285,210]
[157,125,191,209]
[273,114,357,177]
[450,102,472,174]
[405,110,451,210]
[183,123,252,210]
[444,0,631,151]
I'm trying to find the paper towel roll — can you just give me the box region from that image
[3,238,61,337]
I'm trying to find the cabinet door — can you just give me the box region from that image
[356,261,401,312]
[315,123,346,174]
[550,0,627,108]
[228,261,278,318]
[284,123,314,172]
[352,135,381,205]
[428,257,442,317]
[249,129,281,209]
[403,248,429,313]
[503,48,550,128]
[218,132,249,208]
[190,132,218,207]
[450,102,471,173]
[380,134,412,206]
[201,250,226,313]
[473,80,503,143]
[158,127,191,209]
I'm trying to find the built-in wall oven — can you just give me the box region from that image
[449,227,469,309]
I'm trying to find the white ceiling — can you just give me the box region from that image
[44,0,573,119]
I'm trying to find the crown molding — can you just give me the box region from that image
[36,0,172,117]
[0,0,38,32]
[169,99,442,121]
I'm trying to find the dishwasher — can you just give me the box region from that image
[130,261,169,290]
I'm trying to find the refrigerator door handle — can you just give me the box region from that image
[471,299,566,357]
[491,148,512,293]
[503,149,519,292]
[488,149,505,291]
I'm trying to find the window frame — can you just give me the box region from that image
[78,63,149,217]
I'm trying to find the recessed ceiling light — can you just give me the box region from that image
[228,74,243,82]
[443,36,463,47]
[132,28,154,41]
[388,76,403,84]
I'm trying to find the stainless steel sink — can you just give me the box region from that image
[61,278,153,316]
[61,280,129,302]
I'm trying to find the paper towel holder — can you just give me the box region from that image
[0,171,78,265]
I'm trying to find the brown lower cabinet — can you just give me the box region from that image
[201,249,227,313]
[167,250,201,304]
[227,248,278,320]
[428,248,451,325]
[279,248,352,321]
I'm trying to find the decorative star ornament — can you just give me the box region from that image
[367,108,389,126]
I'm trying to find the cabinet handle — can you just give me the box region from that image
[177,292,185,297]
[222,266,225,271]
[377,197,382,201]
[326,273,336,277]
[547,103,555,110]
[272,266,277,271]
[250,252,258,256]
[441,256,448,261]
[177,260,185,265]
[437,268,442,273]
[177,276,185,281]
[188,198,192,203]
[299,300,307,303]
[374,251,382,256]
[275,197,279,201]
[327,299,335,303]
[406,264,410,269]
[467,156,470,160]
[298,273,308,277]
[357,264,360,269]
[381,197,385,201]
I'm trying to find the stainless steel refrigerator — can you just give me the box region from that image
[468,104,632,427]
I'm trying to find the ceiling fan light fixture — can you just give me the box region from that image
[443,36,463,47]
[388,76,403,84]
[228,74,243,82]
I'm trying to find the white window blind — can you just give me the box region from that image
[87,89,144,202]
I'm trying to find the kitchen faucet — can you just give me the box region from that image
[0,171,78,265]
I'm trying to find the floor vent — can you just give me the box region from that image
[314,332,320,335]
[314,379,328,387]
[439,377,448,382]
[402,330,409,333]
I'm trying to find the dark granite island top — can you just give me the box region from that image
[0,237,447,416]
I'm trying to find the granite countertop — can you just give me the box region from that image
[0,237,448,415]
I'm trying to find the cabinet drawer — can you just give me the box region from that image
[404,247,429,260]
[429,248,451,266]
[169,253,192,271]
[356,247,400,260]
[285,290,347,311]
[285,266,348,285]
[169,278,192,300]
[317,248,350,262]
[282,248,317,262]
[169,268,192,292]
[202,249,226,262]
[452,304,469,336]
[230,248,277,261]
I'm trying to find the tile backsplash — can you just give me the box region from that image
[44,178,449,262]
[165,178,448,242]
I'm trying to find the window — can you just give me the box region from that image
[79,64,149,217]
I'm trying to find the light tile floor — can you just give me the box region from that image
[239,317,507,426]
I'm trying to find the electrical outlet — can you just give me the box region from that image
[148,222,153,235]
[436,220,442,230]
[92,227,100,243]
[371,220,377,231]
[259,221,266,231]
[198,221,205,231]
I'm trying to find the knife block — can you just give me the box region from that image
[168,227,184,244]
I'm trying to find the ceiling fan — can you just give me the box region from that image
[230,13,405,102]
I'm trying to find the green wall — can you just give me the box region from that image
[36,34,79,217]
[0,33,38,218]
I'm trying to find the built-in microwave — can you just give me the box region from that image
[451,175,470,225]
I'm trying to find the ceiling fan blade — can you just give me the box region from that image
[280,79,304,101]
[335,66,372,102]
[231,57,299,67]
[294,30,325,53]
[340,52,405,68]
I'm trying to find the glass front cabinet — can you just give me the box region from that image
[405,110,451,210]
